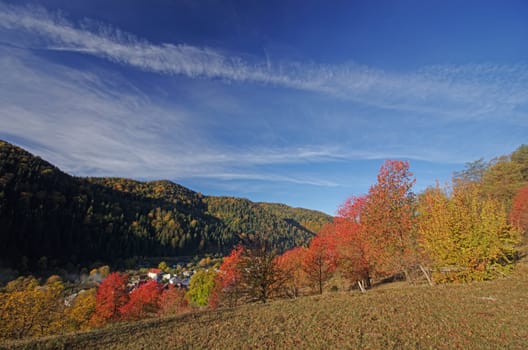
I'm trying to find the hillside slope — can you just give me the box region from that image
[0,140,331,270]
[5,262,528,349]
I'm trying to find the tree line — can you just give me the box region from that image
[0,140,330,271]
[0,270,190,340]
[212,145,528,306]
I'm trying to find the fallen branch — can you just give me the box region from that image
[419,264,434,286]
[357,280,366,293]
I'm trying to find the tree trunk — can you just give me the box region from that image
[403,268,413,284]
[318,261,323,294]
[365,272,371,288]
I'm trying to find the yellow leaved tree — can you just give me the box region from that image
[0,275,66,340]
[418,182,520,283]
[65,288,97,331]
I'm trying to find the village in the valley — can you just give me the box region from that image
[64,257,221,306]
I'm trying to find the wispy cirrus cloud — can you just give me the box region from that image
[0,47,352,186]
[1,3,528,120]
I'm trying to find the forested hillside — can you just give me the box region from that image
[0,141,330,271]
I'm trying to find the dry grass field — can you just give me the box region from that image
[4,263,528,350]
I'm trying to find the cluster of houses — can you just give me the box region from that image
[146,268,191,288]
[66,266,197,306]
[125,266,201,292]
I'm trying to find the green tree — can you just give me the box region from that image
[511,144,528,181]
[481,156,524,210]
[453,158,488,184]
[187,270,216,307]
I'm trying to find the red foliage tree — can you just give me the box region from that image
[511,185,528,236]
[362,160,418,281]
[303,225,337,294]
[120,280,162,321]
[158,285,188,317]
[334,195,373,288]
[276,246,307,298]
[209,245,243,308]
[91,272,129,326]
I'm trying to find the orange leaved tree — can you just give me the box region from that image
[120,280,162,321]
[276,246,308,298]
[91,272,129,326]
[159,285,188,317]
[511,185,528,237]
[362,160,419,282]
[334,195,373,289]
[303,225,337,294]
[210,245,243,308]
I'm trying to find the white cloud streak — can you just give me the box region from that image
[1,3,527,120]
[0,48,352,186]
[1,2,527,198]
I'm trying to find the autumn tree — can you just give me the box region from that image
[453,158,488,185]
[362,160,419,282]
[481,156,524,210]
[333,195,374,289]
[159,285,189,317]
[35,275,66,336]
[158,261,169,272]
[276,246,307,298]
[303,225,337,294]
[0,276,66,340]
[91,272,129,326]
[418,182,520,282]
[89,265,110,283]
[65,288,96,331]
[209,245,243,308]
[120,280,162,321]
[0,277,40,339]
[511,185,528,238]
[211,238,283,306]
[187,269,217,307]
[237,235,283,303]
[511,144,528,181]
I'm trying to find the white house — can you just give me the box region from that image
[147,268,163,281]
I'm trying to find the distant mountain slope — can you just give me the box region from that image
[257,202,330,233]
[0,140,331,270]
[204,196,317,248]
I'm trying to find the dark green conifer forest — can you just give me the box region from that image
[0,141,330,270]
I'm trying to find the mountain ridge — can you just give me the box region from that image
[0,140,331,270]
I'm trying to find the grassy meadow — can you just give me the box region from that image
[3,262,528,350]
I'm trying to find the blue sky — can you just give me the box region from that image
[0,0,527,215]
